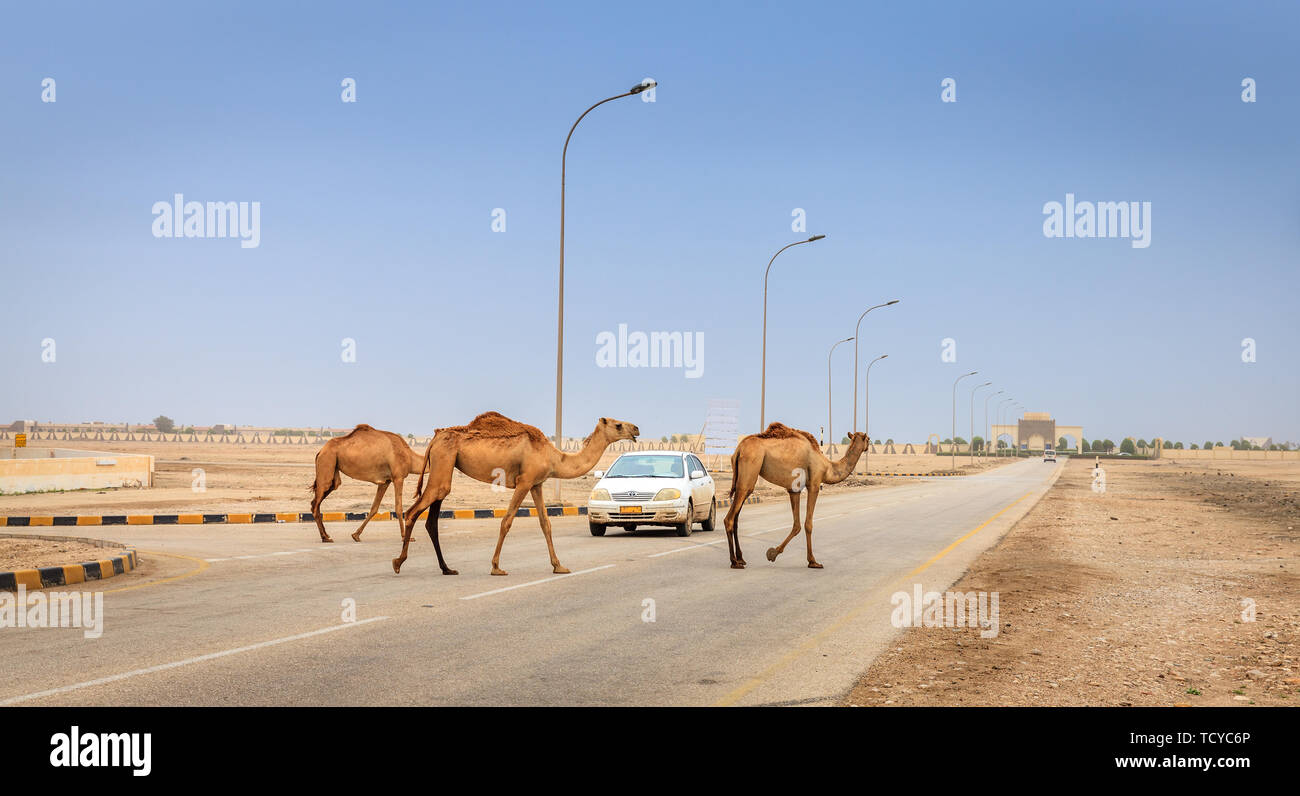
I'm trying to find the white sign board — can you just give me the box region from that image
[704,399,740,456]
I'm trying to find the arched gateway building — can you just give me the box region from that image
[990,411,1084,452]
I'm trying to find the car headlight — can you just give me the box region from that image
[653,488,681,501]
[590,488,611,502]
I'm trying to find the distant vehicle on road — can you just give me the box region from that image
[587,451,716,537]
[1043,448,1057,463]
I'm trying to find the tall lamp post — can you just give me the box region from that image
[983,389,1004,461]
[853,300,899,433]
[951,371,977,467]
[970,381,992,465]
[863,354,887,472]
[760,234,826,429]
[554,80,655,501]
[826,336,853,453]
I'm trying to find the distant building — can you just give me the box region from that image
[1242,436,1272,449]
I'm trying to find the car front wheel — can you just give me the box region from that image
[676,502,694,537]
[589,520,606,537]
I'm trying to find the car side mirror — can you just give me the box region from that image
[690,469,705,479]
[593,470,604,479]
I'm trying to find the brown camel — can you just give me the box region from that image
[395,411,639,576]
[722,424,869,569]
[308,424,424,543]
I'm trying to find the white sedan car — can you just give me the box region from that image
[587,451,716,537]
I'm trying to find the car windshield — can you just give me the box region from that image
[604,455,684,478]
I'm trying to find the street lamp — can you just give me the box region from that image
[983,389,1004,460]
[970,381,992,464]
[951,371,977,467]
[853,300,899,433]
[863,354,887,472]
[826,336,853,452]
[554,80,655,500]
[760,234,826,429]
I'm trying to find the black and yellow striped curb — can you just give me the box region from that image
[0,533,139,591]
[0,507,589,527]
[0,498,766,528]
[716,495,761,508]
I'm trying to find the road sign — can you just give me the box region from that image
[15,433,26,448]
[704,399,740,455]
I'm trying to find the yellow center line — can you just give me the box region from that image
[101,550,210,594]
[713,490,1033,707]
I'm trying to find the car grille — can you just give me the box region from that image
[612,490,657,502]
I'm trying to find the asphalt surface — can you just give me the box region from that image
[1,457,1064,706]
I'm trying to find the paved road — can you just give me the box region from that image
[1,457,1064,706]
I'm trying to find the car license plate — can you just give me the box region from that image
[620,506,641,514]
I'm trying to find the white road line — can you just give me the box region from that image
[203,558,230,563]
[459,565,616,601]
[648,539,726,557]
[0,617,390,706]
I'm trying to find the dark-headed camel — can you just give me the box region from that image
[308,424,424,543]
[395,412,639,576]
[722,424,869,569]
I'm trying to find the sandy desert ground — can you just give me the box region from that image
[845,457,1300,706]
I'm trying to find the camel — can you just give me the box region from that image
[722,424,869,569]
[308,424,424,543]
[395,411,639,577]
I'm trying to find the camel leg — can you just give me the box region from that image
[804,482,823,568]
[394,459,453,574]
[723,468,759,569]
[530,484,569,575]
[422,499,457,575]
[766,488,804,563]
[351,481,389,542]
[489,482,534,576]
[309,462,341,543]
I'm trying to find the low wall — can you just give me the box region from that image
[1158,448,1299,461]
[0,449,154,494]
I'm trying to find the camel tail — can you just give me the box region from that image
[412,438,434,501]
[728,447,741,503]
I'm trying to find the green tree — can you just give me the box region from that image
[1203,441,1213,450]
[1163,440,1173,449]
[153,415,175,433]
[1174,441,1184,449]
[1120,438,1136,455]
[972,436,984,451]
[841,436,850,444]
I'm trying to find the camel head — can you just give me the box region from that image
[848,431,869,447]
[593,417,639,444]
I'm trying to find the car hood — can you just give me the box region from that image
[595,476,683,496]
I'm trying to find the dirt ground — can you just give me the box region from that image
[0,441,1009,516]
[845,457,1300,706]
[0,538,130,571]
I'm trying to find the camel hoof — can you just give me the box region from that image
[553,565,571,575]
[392,558,403,574]
[442,569,459,576]
[351,533,362,542]
[765,547,779,562]
[321,537,334,544]
[730,562,746,569]
[808,561,824,569]
[491,567,508,576]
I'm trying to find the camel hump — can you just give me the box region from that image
[755,422,817,445]
[354,423,374,431]
[449,411,547,443]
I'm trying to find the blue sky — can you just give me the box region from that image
[2,1,1296,445]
